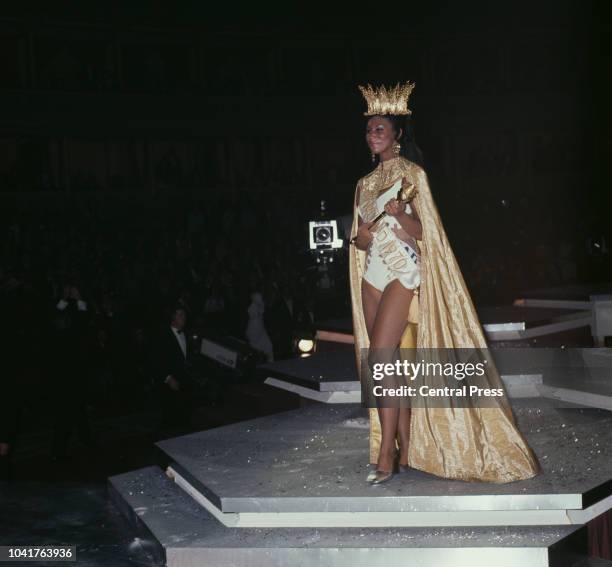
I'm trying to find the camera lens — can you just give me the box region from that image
[315,227,331,243]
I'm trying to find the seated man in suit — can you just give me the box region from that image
[156,305,195,433]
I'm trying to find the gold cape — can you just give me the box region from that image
[349,156,540,483]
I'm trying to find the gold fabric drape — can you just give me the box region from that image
[349,156,540,483]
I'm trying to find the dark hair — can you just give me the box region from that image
[167,304,186,323]
[369,114,425,168]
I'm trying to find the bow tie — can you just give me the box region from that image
[175,329,183,334]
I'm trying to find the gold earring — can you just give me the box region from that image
[393,141,401,155]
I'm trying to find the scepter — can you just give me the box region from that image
[350,180,417,245]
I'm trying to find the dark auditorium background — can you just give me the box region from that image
[0,1,609,481]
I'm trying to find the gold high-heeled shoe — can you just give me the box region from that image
[398,444,410,473]
[367,450,400,485]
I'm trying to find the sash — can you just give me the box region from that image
[359,179,421,274]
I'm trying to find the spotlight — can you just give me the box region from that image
[294,334,316,357]
[297,338,315,353]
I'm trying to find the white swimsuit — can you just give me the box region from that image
[358,181,421,293]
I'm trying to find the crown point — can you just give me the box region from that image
[358,80,415,116]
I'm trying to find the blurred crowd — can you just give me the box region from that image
[0,192,336,479]
[0,186,605,479]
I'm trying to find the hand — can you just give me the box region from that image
[354,221,375,250]
[391,226,411,242]
[384,198,406,218]
[0,442,10,456]
[166,376,180,391]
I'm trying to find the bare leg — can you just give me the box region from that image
[361,279,383,466]
[398,406,411,466]
[360,278,381,339]
[369,280,414,472]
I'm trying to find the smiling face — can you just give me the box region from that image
[365,116,401,158]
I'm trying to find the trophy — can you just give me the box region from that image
[350,179,417,245]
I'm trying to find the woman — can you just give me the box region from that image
[349,82,540,485]
[246,291,274,362]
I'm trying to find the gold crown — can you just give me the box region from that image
[358,81,415,116]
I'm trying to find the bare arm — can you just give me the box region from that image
[394,207,422,241]
[353,185,374,250]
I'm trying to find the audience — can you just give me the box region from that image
[0,190,601,470]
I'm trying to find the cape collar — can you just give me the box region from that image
[366,156,409,196]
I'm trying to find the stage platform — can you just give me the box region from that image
[110,465,588,567]
[261,348,612,411]
[146,400,612,528]
[108,287,612,565]
[109,398,612,566]
[314,304,592,344]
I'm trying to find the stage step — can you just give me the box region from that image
[152,400,612,528]
[109,465,589,567]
